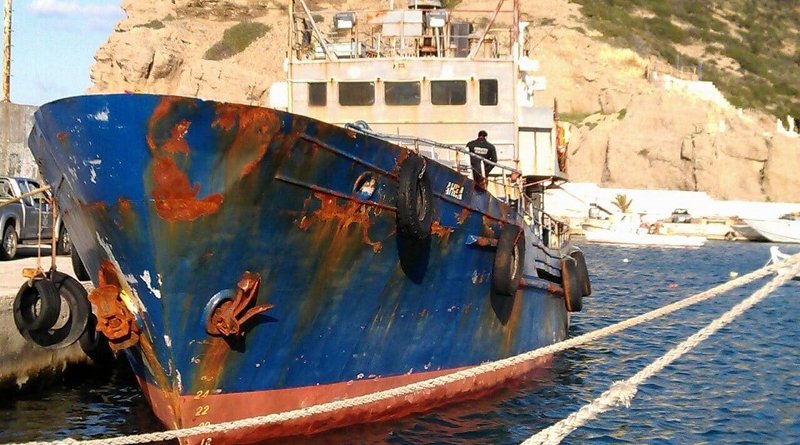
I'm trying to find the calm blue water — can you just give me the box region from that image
[1,241,798,444]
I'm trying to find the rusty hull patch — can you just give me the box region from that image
[430,220,453,241]
[212,103,282,179]
[298,191,382,253]
[162,119,191,154]
[151,156,223,221]
[146,97,224,222]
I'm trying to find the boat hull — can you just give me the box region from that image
[742,219,800,243]
[28,94,571,443]
[583,228,705,247]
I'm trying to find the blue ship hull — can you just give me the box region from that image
[28,94,574,443]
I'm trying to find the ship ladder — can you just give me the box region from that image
[5,252,800,445]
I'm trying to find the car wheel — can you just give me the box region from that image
[56,225,71,255]
[0,225,17,260]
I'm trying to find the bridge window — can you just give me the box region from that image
[479,79,498,106]
[339,82,375,106]
[431,80,466,105]
[308,82,326,106]
[385,81,421,106]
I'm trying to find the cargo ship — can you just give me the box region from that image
[22,0,591,443]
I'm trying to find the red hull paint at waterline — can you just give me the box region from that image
[28,94,575,444]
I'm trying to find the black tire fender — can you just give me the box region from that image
[569,250,592,297]
[25,271,91,350]
[71,248,91,281]
[492,224,525,296]
[13,279,62,332]
[396,155,434,239]
[561,256,583,312]
[79,313,114,365]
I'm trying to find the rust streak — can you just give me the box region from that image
[301,192,382,253]
[147,96,188,152]
[213,103,281,179]
[152,156,223,221]
[456,208,470,225]
[118,198,133,213]
[430,220,453,241]
[162,120,191,154]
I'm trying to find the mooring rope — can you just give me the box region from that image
[523,256,800,445]
[8,253,800,445]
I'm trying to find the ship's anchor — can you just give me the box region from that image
[206,272,273,337]
[86,261,141,351]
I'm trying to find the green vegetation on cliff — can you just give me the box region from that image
[572,0,800,118]
[204,22,270,61]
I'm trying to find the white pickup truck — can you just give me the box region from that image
[0,176,71,260]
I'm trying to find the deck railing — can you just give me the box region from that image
[345,122,570,248]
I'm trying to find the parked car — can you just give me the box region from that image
[0,176,71,260]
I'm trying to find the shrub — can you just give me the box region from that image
[135,20,165,29]
[204,22,271,61]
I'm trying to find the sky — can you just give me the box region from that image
[2,0,125,106]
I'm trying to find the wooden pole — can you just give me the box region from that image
[2,0,11,102]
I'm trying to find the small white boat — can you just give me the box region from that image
[582,214,706,248]
[582,228,706,247]
[767,246,800,280]
[742,213,800,243]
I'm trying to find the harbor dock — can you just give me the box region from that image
[0,247,88,389]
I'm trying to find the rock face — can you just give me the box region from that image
[89,0,800,202]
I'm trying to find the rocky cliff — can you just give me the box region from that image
[89,0,800,202]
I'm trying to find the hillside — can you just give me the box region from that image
[89,0,800,202]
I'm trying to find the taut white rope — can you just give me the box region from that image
[523,256,800,445]
[8,254,800,445]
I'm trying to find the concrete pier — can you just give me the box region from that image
[0,247,89,389]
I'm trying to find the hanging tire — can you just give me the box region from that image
[0,224,17,260]
[13,279,62,332]
[24,271,91,350]
[569,250,592,296]
[397,155,434,239]
[79,313,114,365]
[71,248,91,281]
[493,224,525,296]
[561,256,583,312]
[56,225,71,255]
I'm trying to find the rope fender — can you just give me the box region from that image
[7,253,800,445]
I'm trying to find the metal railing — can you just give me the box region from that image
[344,122,569,248]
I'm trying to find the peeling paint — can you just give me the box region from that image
[141,270,162,299]
[91,108,110,122]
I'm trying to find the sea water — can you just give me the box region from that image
[1,241,798,444]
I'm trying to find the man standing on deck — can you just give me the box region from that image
[466,130,497,190]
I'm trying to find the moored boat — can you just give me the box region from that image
[742,213,800,243]
[21,1,593,443]
[581,213,706,248]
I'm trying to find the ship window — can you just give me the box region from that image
[479,79,498,106]
[385,81,421,106]
[431,80,466,105]
[308,82,326,106]
[339,82,375,106]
